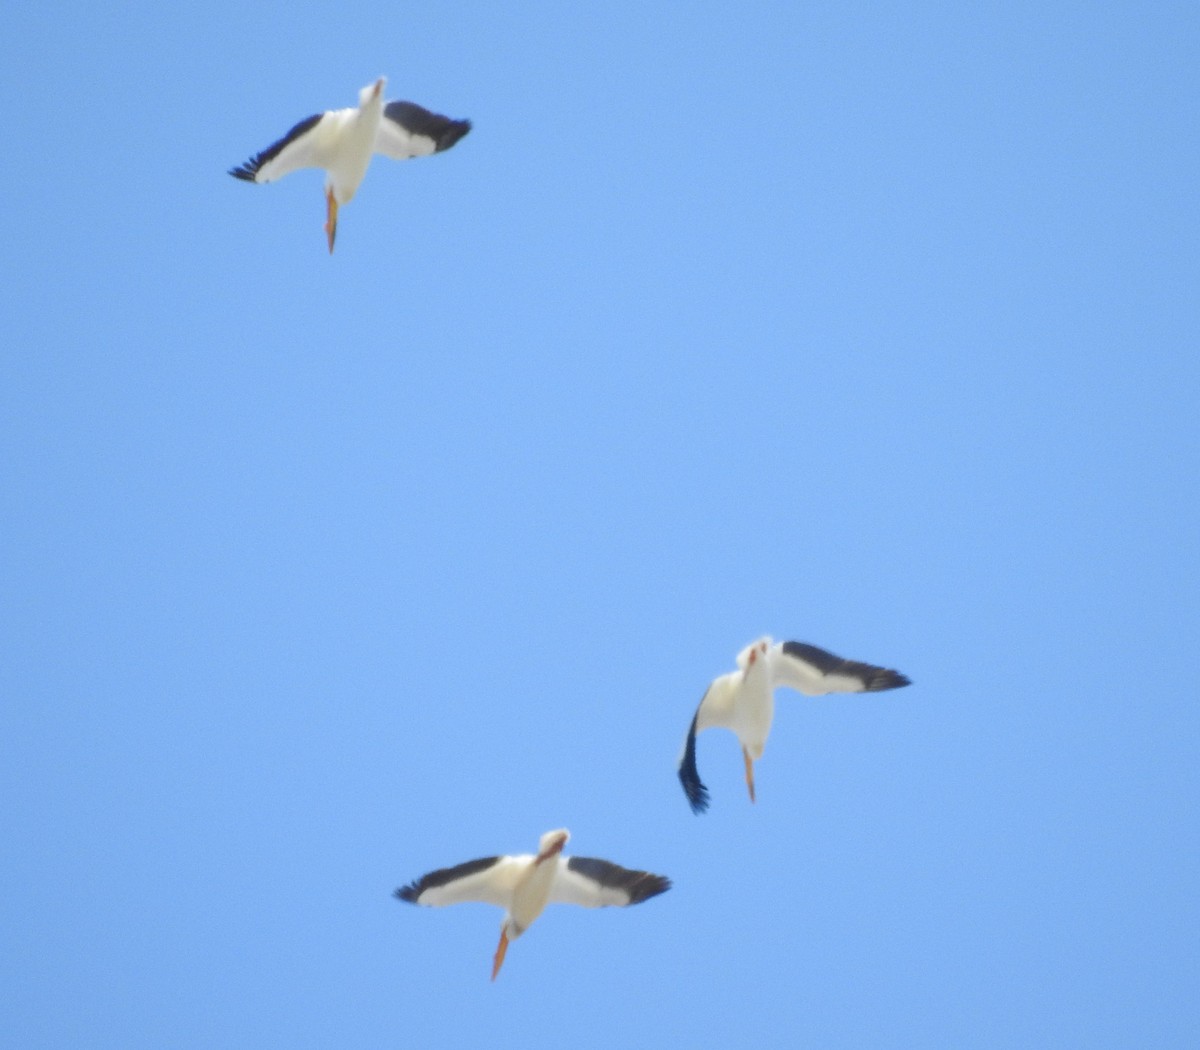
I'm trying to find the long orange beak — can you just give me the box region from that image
[324,188,338,254]
[743,747,756,804]
[491,928,509,981]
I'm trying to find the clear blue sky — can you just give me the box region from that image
[3,2,1197,1046]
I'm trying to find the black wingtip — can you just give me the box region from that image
[436,118,471,152]
[678,710,711,814]
[680,769,711,814]
[228,164,258,182]
[393,884,418,903]
[630,873,672,904]
[865,669,912,691]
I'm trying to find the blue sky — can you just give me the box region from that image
[2,2,1197,1046]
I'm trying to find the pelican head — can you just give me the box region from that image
[536,828,570,863]
[735,637,773,672]
[359,77,387,108]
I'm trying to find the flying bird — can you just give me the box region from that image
[678,637,911,813]
[394,828,670,979]
[229,77,471,252]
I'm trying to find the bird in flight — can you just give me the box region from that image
[678,637,911,813]
[229,77,470,252]
[394,828,671,979]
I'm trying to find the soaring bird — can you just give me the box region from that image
[394,829,671,979]
[678,637,911,813]
[229,77,471,252]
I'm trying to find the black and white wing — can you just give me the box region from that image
[676,673,738,814]
[549,856,671,908]
[374,101,472,160]
[769,641,911,696]
[394,854,528,908]
[229,112,332,184]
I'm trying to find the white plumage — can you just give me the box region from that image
[394,829,671,979]
[229,77,470,252]
[678,637,911,813]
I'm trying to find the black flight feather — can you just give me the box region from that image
[677,707,710,814]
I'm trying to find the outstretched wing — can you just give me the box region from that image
[229,112,329,184]
[550,856,671,908]
[394,854,528,908]
[375,101,472,160]
[771,641,911,695]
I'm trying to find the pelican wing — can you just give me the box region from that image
[550,856,671,908]
[677,706,710,814]
[375,101,472,160]
[229,112,332,184]
[676,672,739,814]
[771,641,911,695]
[394,854,529,908]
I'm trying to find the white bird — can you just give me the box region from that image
[229,77,471,252]
[394,829,671,979]
[678,637,911,813]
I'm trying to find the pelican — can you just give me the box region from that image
[394,829,671,979]
[229,77,471,252]
[678,637,911,813]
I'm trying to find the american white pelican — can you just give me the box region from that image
[678,638,911,813]
[229,77,471,252]
[394,829,670,979]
